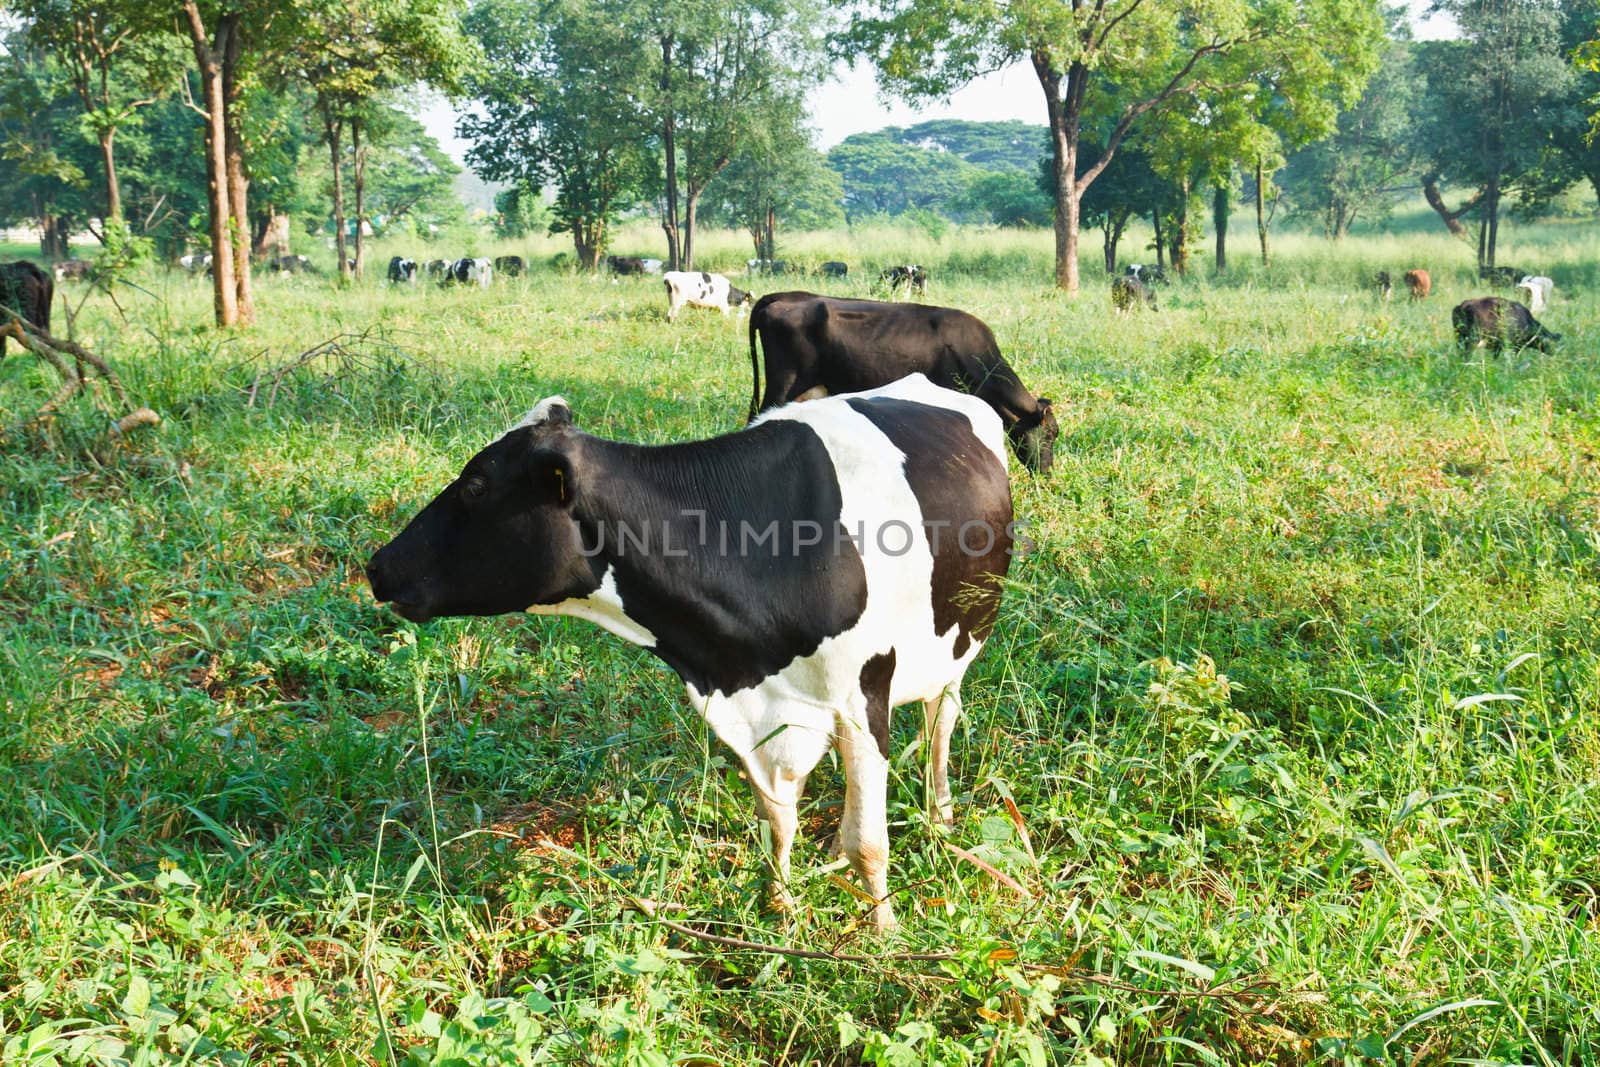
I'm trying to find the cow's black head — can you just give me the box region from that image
[365,399,601,623]
[1010,399,1059,473]
[729,285,753,308]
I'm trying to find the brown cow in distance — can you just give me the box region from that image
[1404,269,1430,300]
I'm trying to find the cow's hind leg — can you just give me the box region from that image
[922,685,962,826]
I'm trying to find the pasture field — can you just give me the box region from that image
[2,218,1600,1065]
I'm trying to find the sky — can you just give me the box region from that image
[420,2,1458,166]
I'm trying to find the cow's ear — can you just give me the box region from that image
[528,448,577,509]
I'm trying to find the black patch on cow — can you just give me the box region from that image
[700,271,713,285]
[748,292,1058,471]
[567,421,869,697]
[860,649,896,758]
[846,396,1012,658]
[0,261,53,356]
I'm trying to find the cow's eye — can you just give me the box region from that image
[461,475,487,501]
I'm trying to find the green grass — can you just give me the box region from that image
[2,217,1599,1065]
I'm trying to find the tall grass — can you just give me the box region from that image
[1,214,1598,1064]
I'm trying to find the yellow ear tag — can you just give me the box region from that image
[553,466,566,503]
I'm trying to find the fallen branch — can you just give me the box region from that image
[243,324,426,409]
[1,317,158,439]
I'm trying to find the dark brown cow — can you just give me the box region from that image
[0,261,53,357]
[1112,276,1156,311]
[748,291,1058,472]
[1452,297,1560,353]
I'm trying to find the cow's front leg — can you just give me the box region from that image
[747,769,803,913]
[922,686,961,826]
[836,715,895,930]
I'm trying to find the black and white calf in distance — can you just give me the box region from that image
[748,292,1060,473]
[388,256,419,284]
[878,264,929,296]
[366,376,1017,929]
[663,270,752,322]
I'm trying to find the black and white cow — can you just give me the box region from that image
[748,291,1059,472]
[0,260,52,356]
[52,259,93,282]
[878,264,929,296]
[445,257,493,288]
[388,256,419,284]
[820,261,849,278]
[268,254,315,274]
[494,255,525,278]
[663,270,752,322]
[747,258,790,275]
[179,253,212,273]
[366,376,1014,929]
[1124,263,1168,285]
[424,259,450,280]
[1111,275,1156,312]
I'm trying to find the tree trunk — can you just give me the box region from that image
[183,3,238,327]
[99,130,121,225]
[1213,184,1229,273]
[1153,207,1165,271]
[353,120,366,278]
[659,33,680,270]
[574,218,603,270]
[222,23,252,326]
[682,187,699,270]
[1484,171,1500,270]
[325,109,349,282]
[1172,177,1189,274]
[1255,158,1270,266]
[1422,172,1474,239]
[40,214,71,259]
[763,201,776,261]
[1036,53,1082,294]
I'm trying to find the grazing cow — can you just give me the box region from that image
[445,257,493,288]
[52,259,93,282]
[388,256,419,284]
[607,255,646,276]
[748,291,1059,472]
[1112,276,1156,312]
[1452,297,1560,353]
[1404,269,1430,301]
[268,254,315,274]
[1374,271,1393,301]
[878,265,929,296]
[747,258,790,275]
[0,260,53,356]
[425,259,450,280]
[366,376,1014,930]
[494,255,525,278]
[1479,265,1526,288]
[179,253,212,273]
[1125,263,1168,285]
[1515,275,1553,314]
[820,261,849,278]
[664,270,751,322]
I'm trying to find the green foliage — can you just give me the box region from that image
[957,170,1052,227]
[1281,16,1421,236]
[827,132,983,220]
[461,0,658,267]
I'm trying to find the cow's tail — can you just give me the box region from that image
[747,309,761,423]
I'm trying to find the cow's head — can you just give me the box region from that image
[729,285,754,309]
[365,399,600,623]
[1010,398,1059,473]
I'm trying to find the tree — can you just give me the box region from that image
[17,0,177,229]
[1279,14,1419,237]
[1416,0,1576,268]
[827,133,982,218]
[290,0,474,279]
[843,0,1384,293]
[1065,135,1166,271]
[0,33,96,257]
[461,0,657,270]
[646,0,823,269]
[959,169,1053,227]
[700,98,843,256]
